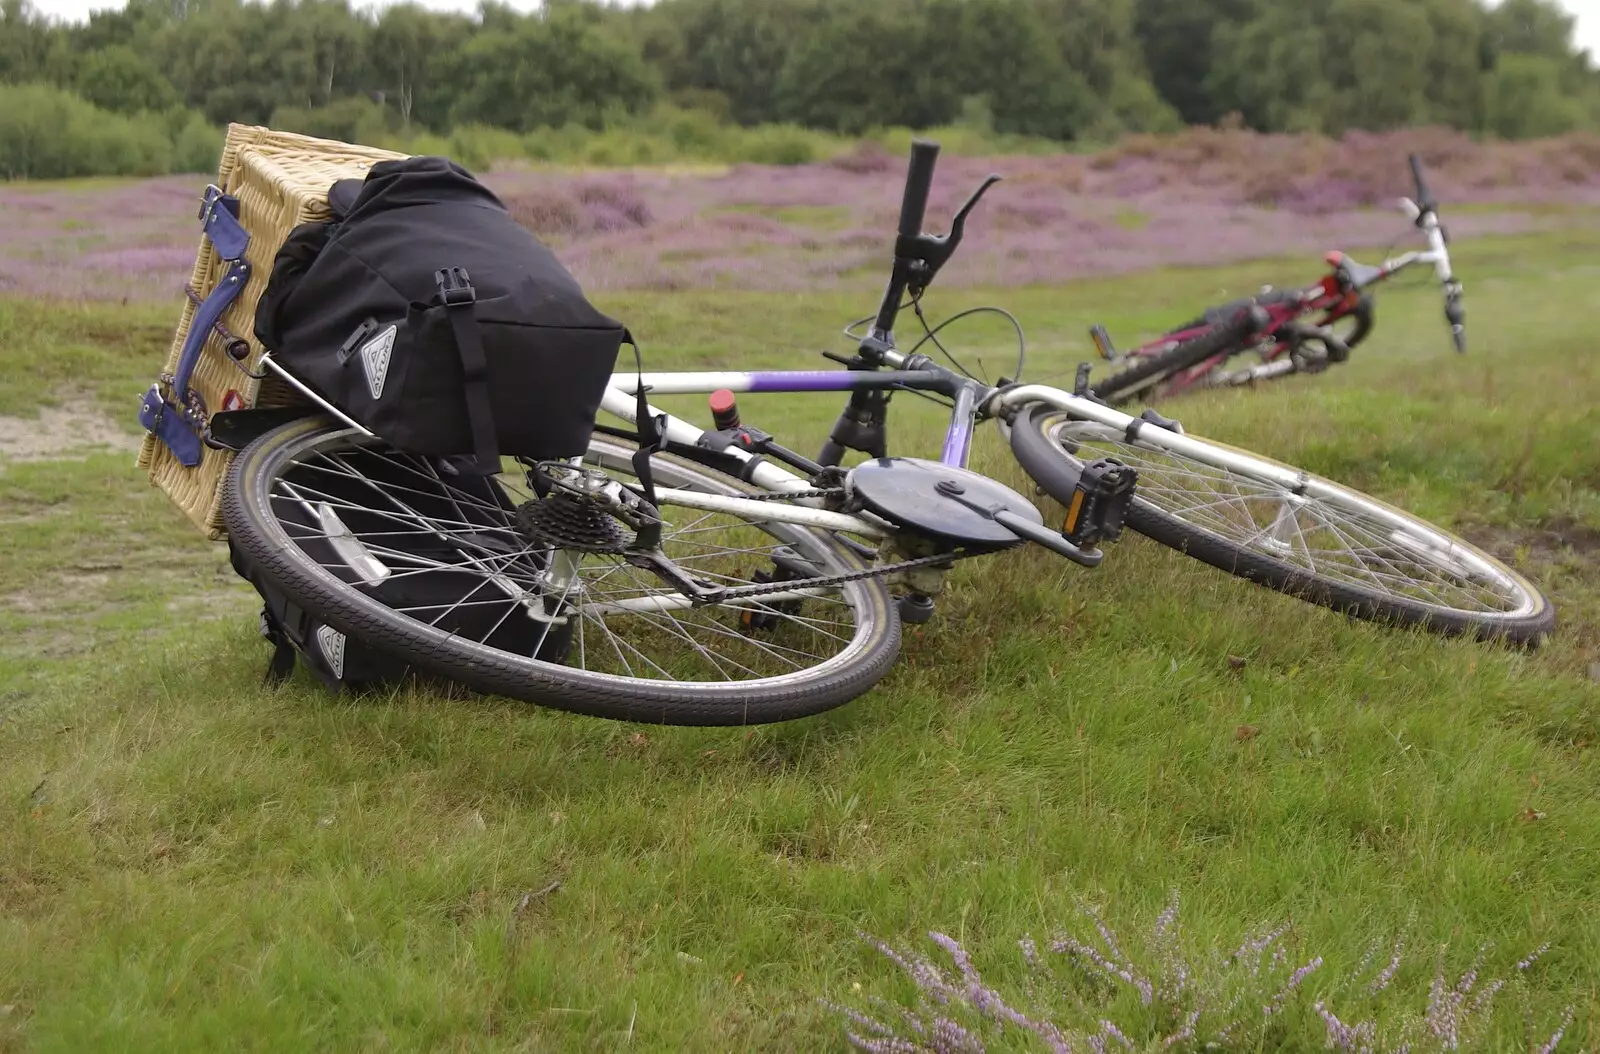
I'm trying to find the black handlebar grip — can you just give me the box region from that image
[898,139,940,239]
[1409,153,1436,212]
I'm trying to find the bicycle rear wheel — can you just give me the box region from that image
[223,417,901,724]
[1010,402,1553,644]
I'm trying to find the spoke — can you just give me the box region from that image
[264,432,874,686]
[581,605,676,680]
[390,597,530,614]
[613,599,761,679]
[273,484,519,547]
[667,611,829,666]
[309,449,508,516]
[1049,420,1525,615]
[300,458,505,522]
[576,599,587,669]
[416,571,504,629]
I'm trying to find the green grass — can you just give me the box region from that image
[712,204,857,231]
[0,228,1597,1051]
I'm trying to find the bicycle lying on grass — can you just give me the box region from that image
[221,141,1552,725]
[1089,155,1466,406]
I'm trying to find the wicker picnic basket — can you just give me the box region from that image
[137,124,407,538]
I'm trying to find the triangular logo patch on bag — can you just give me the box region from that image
[314,624,346,681]
[361,325,396,399]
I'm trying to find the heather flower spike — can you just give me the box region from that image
[835,902,1572,1053]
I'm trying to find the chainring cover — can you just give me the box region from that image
[845,457,1040,549]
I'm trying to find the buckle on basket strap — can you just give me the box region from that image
[198,184,249,263]
[435,267,476,306]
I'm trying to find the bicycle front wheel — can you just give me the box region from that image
[223,417,901,724]
[1095,309,1257,406]
[1010,402,1553,644]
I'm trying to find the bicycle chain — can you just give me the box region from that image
[658,484,966,602]
[730,486,846,502]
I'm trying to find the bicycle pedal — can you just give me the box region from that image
[1089,324,1118,362]
[1073,362,1093,396]
[1061,458,1137,548]
[738,561,808,634]
[1072,363,1111,407]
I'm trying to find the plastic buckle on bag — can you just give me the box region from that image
[435,267,475,307]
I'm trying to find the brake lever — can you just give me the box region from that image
[903,174,1002,297]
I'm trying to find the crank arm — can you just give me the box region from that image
[993,509,1103,568]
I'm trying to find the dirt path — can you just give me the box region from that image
[0,398,141,462]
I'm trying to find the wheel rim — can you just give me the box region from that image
[1041,417,1540,620]
[259,430,883,688]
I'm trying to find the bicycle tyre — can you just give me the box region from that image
[1095,308,1259,406]
[1330,293,1375,351]
[223,417,901,725]
[1009,402,1553,644]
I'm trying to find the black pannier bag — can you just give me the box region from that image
[255,156,627,470]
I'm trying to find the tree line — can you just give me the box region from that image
[1,0,1597,175]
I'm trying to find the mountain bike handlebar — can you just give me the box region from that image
[1409,153,1438,217]
[868,140,1002,343]
[898,140,939,240]
[1395,154,1466,353]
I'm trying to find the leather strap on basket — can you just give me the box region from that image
[435,267,501,474]
[139,184,251,466]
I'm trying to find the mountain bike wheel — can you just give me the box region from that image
[1326,292,1375,351]
[1095,309,1259,406]
[223,417,900,725]
[1009,402,1553,644]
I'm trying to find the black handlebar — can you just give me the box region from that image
[899,140,940,241]
[868,140,1001,339]
[1408,153,1437,217]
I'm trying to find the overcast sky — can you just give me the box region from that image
[24,0,1600,61]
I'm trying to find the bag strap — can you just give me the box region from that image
[139,185,252,467]
[259,605,298,685]
[177,186,252,397]
[434,267,501,473]
[628,333,666,506]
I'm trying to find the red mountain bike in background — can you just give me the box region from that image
[1089,155,1466,407]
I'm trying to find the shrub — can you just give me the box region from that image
[270,97,393,147]
[445,124,525,173]
[168,110,223,174]
[581,129,671,167]
[829,141,895,175]
[520,123,591,162]
[0,83,171,179]
[574,180,651,230]
[665,106,727,154]
[73,45,177,115]
[737,125,818,166]
[504,187,586,237]
[503,179,651,238]
[1483,55,1591,140]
